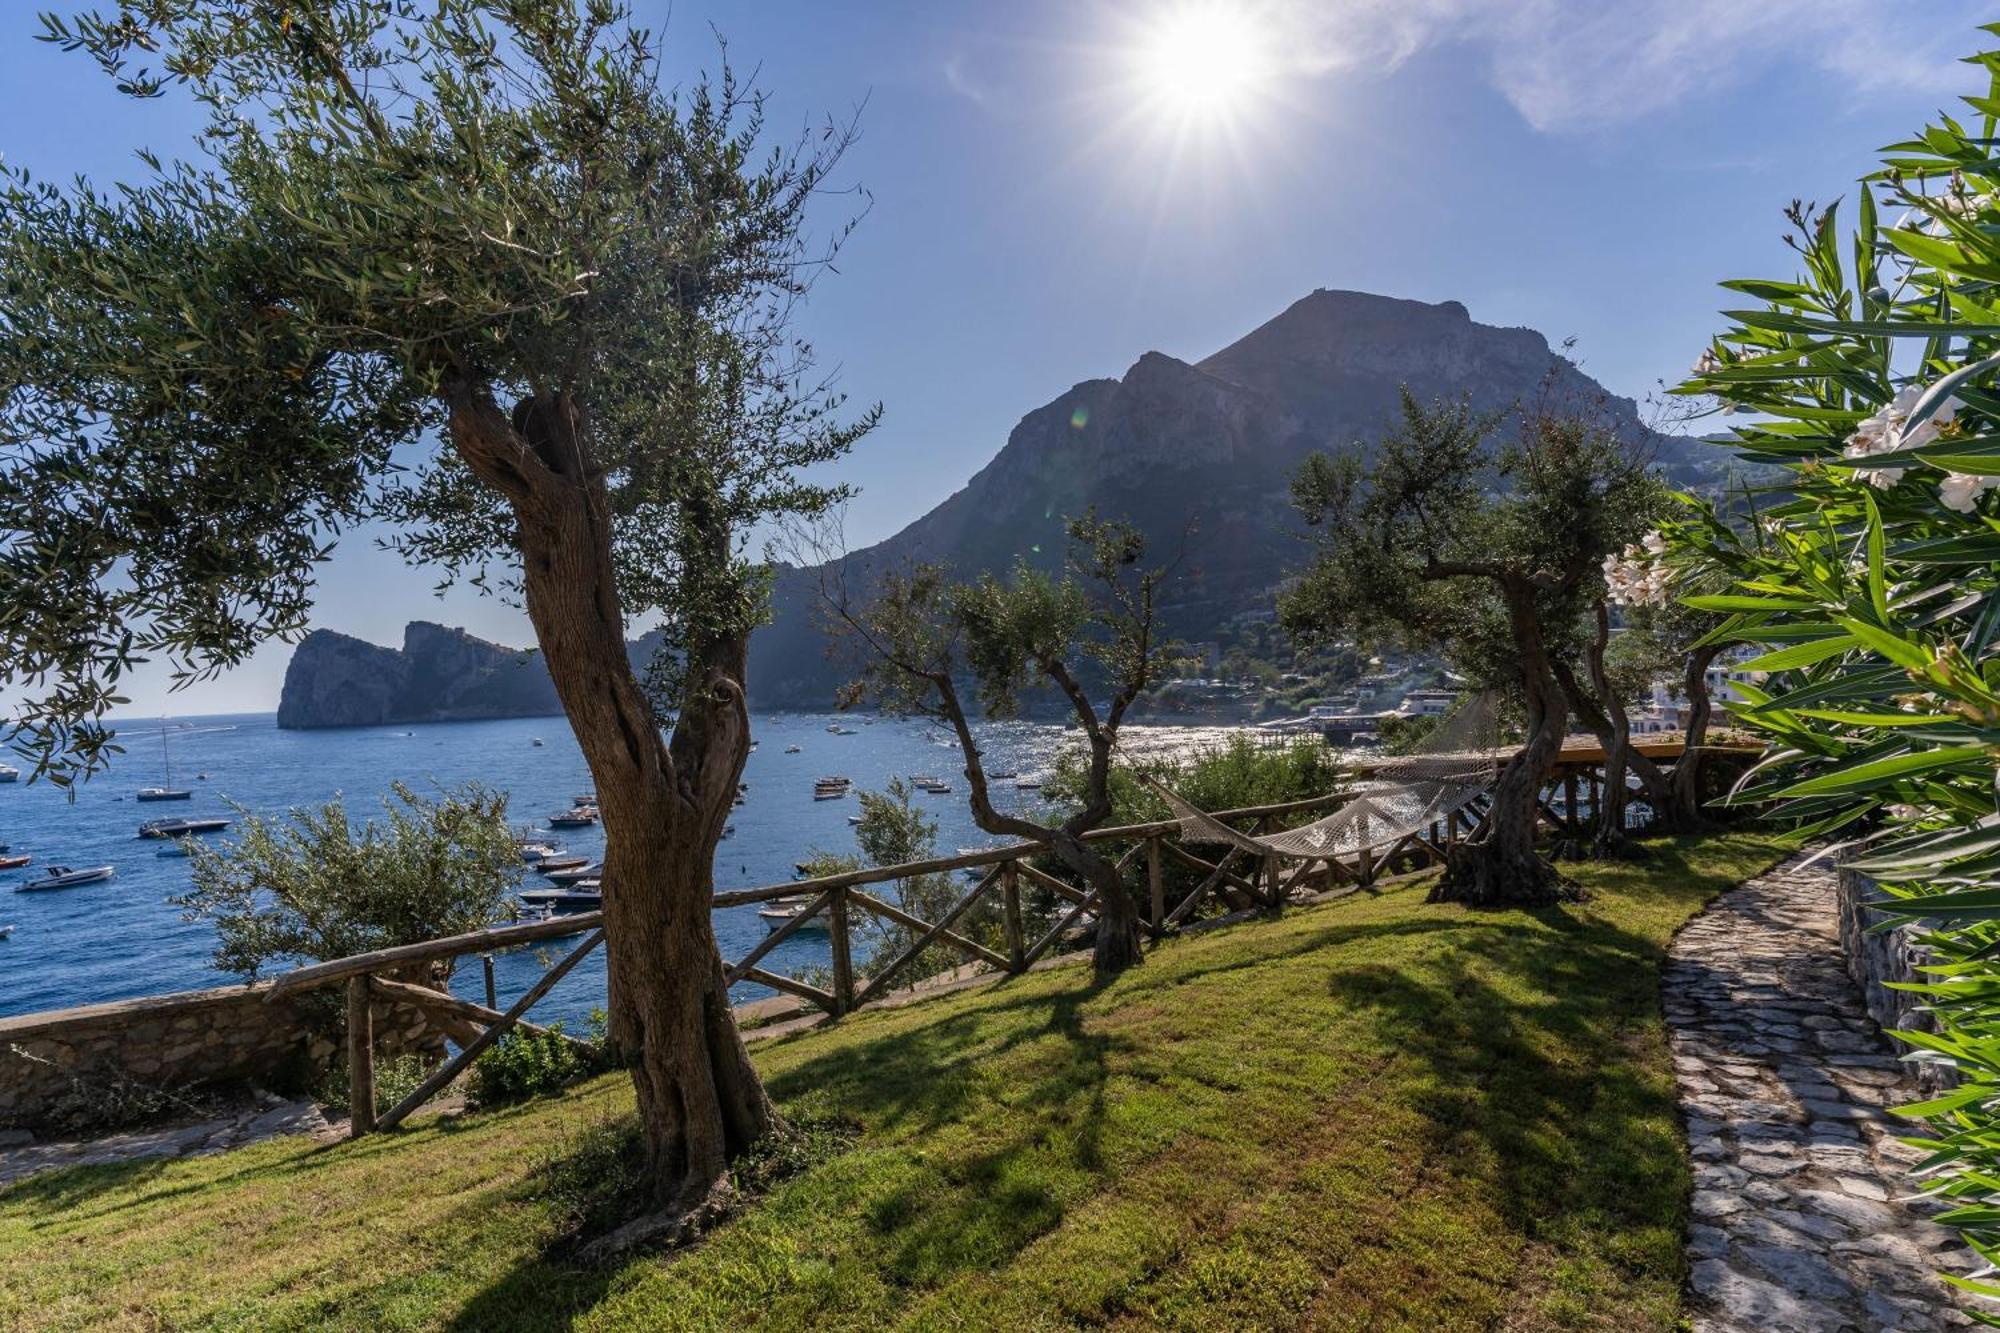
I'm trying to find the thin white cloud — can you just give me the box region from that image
[1270,0,1983,132]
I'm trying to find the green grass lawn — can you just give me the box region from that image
[0,833,1796,1332]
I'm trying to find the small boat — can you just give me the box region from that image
[1014,776,1043,790]
[847,814,864,825]
[573,793,598,806]
[536,854,590,874]
[825,724,842,734]
[0,924,12,941]
[758,894,829,933]
[784,744,802,754]
[990,770,1018,780]
[722,824,736,840]
[548,807,599,829]
[137,816,229,839]
[519,886,602,913]
[0,765,18,784]
[0,854,27,871]
[531,737,545,747]
[18,864,115,892]
[912,776,952,794]
[518,842,560,863]
[545,861,603,885]
[138,717,191,801]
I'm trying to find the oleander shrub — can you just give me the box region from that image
[1665,25,2000,1314]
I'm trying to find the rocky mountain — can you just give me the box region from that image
[277,622,663,729]
[747,289,1694,708]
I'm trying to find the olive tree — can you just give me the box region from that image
[1280,392,1661,904]
[175,782,519,983]
[837,516,1180,978]
[0,1,873,1231]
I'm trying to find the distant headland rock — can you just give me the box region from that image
[276,622,661,729]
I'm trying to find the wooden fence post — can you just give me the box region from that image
[346,973,375,1137]
[829,885,855,1016]
[481,954,497,1011]
[1147,836,1165,930]
[1003,861,1025,971]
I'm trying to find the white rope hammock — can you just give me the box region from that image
[1135,694,1505,863]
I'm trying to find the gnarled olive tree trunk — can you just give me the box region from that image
[449,388,774,1217]
[1432,582,1573,906]
[1048,832,1145,978]
[1667,643,1726,830]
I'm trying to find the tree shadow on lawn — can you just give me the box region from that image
[443,982,1128,1330]
[1316,905,1694,1263]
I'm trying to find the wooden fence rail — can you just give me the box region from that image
[270,736,1732,1137]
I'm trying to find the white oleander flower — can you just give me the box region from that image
[1693,348,1723,376]
[1843,384,1966,488]
[1939,471,1999,514]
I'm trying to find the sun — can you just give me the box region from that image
[1129,2,1273,126]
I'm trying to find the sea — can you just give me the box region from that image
[0,711,1255,1028]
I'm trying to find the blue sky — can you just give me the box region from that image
[0,0,1989,714]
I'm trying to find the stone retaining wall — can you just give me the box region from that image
[1835,861,1954,1093]
[0,981,444,1131]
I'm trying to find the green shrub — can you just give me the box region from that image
[312,1051,435,1120]
[468,1017,608,1110]
[1667,31,2000,1312]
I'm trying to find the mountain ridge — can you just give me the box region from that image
[275,290,1691,719]
[746,288,1680,707]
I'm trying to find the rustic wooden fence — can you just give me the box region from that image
[261,736,1719,1137]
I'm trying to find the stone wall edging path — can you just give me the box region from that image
[1667,849,1983,1331]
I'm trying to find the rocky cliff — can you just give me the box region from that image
[278,622,588,728]
[748,289,1698,707]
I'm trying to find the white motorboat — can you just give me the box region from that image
[18,864,115,892]
[784,744,802,754]
[757,894,829,933]
[518,841,561,863]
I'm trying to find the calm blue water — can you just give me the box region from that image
[0,711,1235,1028]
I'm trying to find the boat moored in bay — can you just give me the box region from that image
[18,864,115,893]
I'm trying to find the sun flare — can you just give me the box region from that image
[1130,2,1273,126]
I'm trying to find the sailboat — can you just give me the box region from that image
[136,718,192,802]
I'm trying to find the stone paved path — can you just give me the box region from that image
[1667,851,1984,1331]
[0,1092,333,1189]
